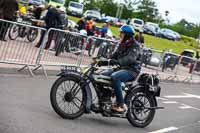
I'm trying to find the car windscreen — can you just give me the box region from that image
[69,2,83,9]
[134,20,143,25]
[181,51,194,57]
[52,0,64,4]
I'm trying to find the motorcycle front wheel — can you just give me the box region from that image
[125,87,156,128]
[50,76,86,119]
[8,24,19,40]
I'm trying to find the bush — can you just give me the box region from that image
[181,35,196,47]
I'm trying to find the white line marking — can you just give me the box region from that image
[163,101,178,104]
[183,93,200,99]
[148,127,178,133]
[157,97,168,101]
[164,95,193,98]
[179,104,200,111]
[164,93,200,100]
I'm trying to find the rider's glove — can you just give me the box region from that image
[98,59,119,66]
[110,59,119,65]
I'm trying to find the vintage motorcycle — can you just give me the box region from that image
[141,48,153,67]
[162,53,178,72]
[50,58,163,128]
[9,13,38,42]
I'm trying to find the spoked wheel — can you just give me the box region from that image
[27,28,38,42]
[50,76,86,119]
[125,87,156,128]
[9,24,19,40]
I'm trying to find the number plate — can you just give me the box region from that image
[64,66,78,71]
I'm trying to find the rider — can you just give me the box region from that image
[98,25,142,113]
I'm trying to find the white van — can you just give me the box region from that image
[131,18,144,31]
[67,1,84,17]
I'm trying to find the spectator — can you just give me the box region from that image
[86,19,94,36]
[77,17,86,31]
[33,5,45,20]
[101,23,109,38]
[36,5,60,49]
[54,7,67,53]
[57,7,67,30]
[135,29,144,47]
[0,0,18,41]
[126,18,131,25]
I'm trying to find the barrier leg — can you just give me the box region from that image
[41,65,48,78]
[18,65,34,77]
[32,65,42,72]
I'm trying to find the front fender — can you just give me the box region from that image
[57,70,92,113]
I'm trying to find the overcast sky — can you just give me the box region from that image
[113,0,200,23]
[154,0,200,24]
[80,0,200,23]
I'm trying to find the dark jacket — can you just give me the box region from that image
[111,41,142,74]
[44,7,59,29]
[57,12,67,30]
[33,7,43,20]
[77,20,85,31]
[0,0,18,20]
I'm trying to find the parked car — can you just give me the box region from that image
[180,49,196,66]
[143,22,160,36]
[84,10,101,22]
[130,18,144,31]
[29,0,45,5]
[173,31,181,40]
[67,1,84,17]
[158,28,178,41]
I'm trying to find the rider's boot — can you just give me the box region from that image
[111,104,127,113]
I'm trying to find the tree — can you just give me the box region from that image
[135,0,159,22]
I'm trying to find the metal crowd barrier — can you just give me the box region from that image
[33,28,87,76]
[146,50,200,83]
[0,18,199,83]
[0,19,46,76]
[79,36,119,66]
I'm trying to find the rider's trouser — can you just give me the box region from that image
[101,69,136,104]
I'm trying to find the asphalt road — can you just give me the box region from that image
[0,75,200,133]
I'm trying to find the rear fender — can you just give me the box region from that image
[126,84,158,107]
[57,70,92,113]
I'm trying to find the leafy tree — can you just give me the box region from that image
[135,0,159,22]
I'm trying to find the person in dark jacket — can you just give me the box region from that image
[54,6,67,53]
[98,25,142,113]
[77,17,86,31]
[36,5,60,49]
[56,7,67,30]
[32,5,45,20]
[0,0,18,41]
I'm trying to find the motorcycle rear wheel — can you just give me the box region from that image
[27,28,38,42]
[125,87,156,128]
[50,76,86,119]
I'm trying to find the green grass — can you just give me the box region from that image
[68,16,199,54]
